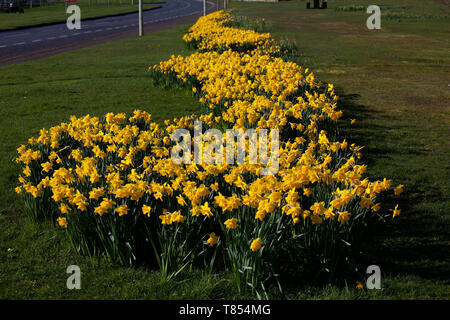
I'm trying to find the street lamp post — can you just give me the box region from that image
[139,0,143,36]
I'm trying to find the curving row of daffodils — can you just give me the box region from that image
[15,11,402,295]
[182,10,276,53]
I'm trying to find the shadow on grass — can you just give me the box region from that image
[337,92,396,168]
[336,88,450,282]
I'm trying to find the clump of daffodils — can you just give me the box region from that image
[15,11,403,296]
[182,11,277,53]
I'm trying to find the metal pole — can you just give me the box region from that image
[139,0,143,36]
[203,0,206,16]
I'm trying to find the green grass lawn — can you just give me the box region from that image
[0,0,160,31]
[0,0,449,299]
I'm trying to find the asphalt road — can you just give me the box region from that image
[0,0,215,65]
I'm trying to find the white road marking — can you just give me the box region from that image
[13,42,25,46]
[32,39,41,42]
[48,37,56,40]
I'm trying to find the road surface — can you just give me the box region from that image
[0,0,215,66]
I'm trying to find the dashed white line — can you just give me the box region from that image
[31,39,41,43]
[58,35,68,38]
[13,42,25,46]
[47,37,56,40]
[0,45,7,48]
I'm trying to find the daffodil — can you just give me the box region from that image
[142,205,151,217]
[224,218,238,229]
[57,217,68,228]
[250,238,263,251]
[207,232,219,246]
[391,204,401,218]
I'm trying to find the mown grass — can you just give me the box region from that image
[0,0,449,299]
[0,0,160,31]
